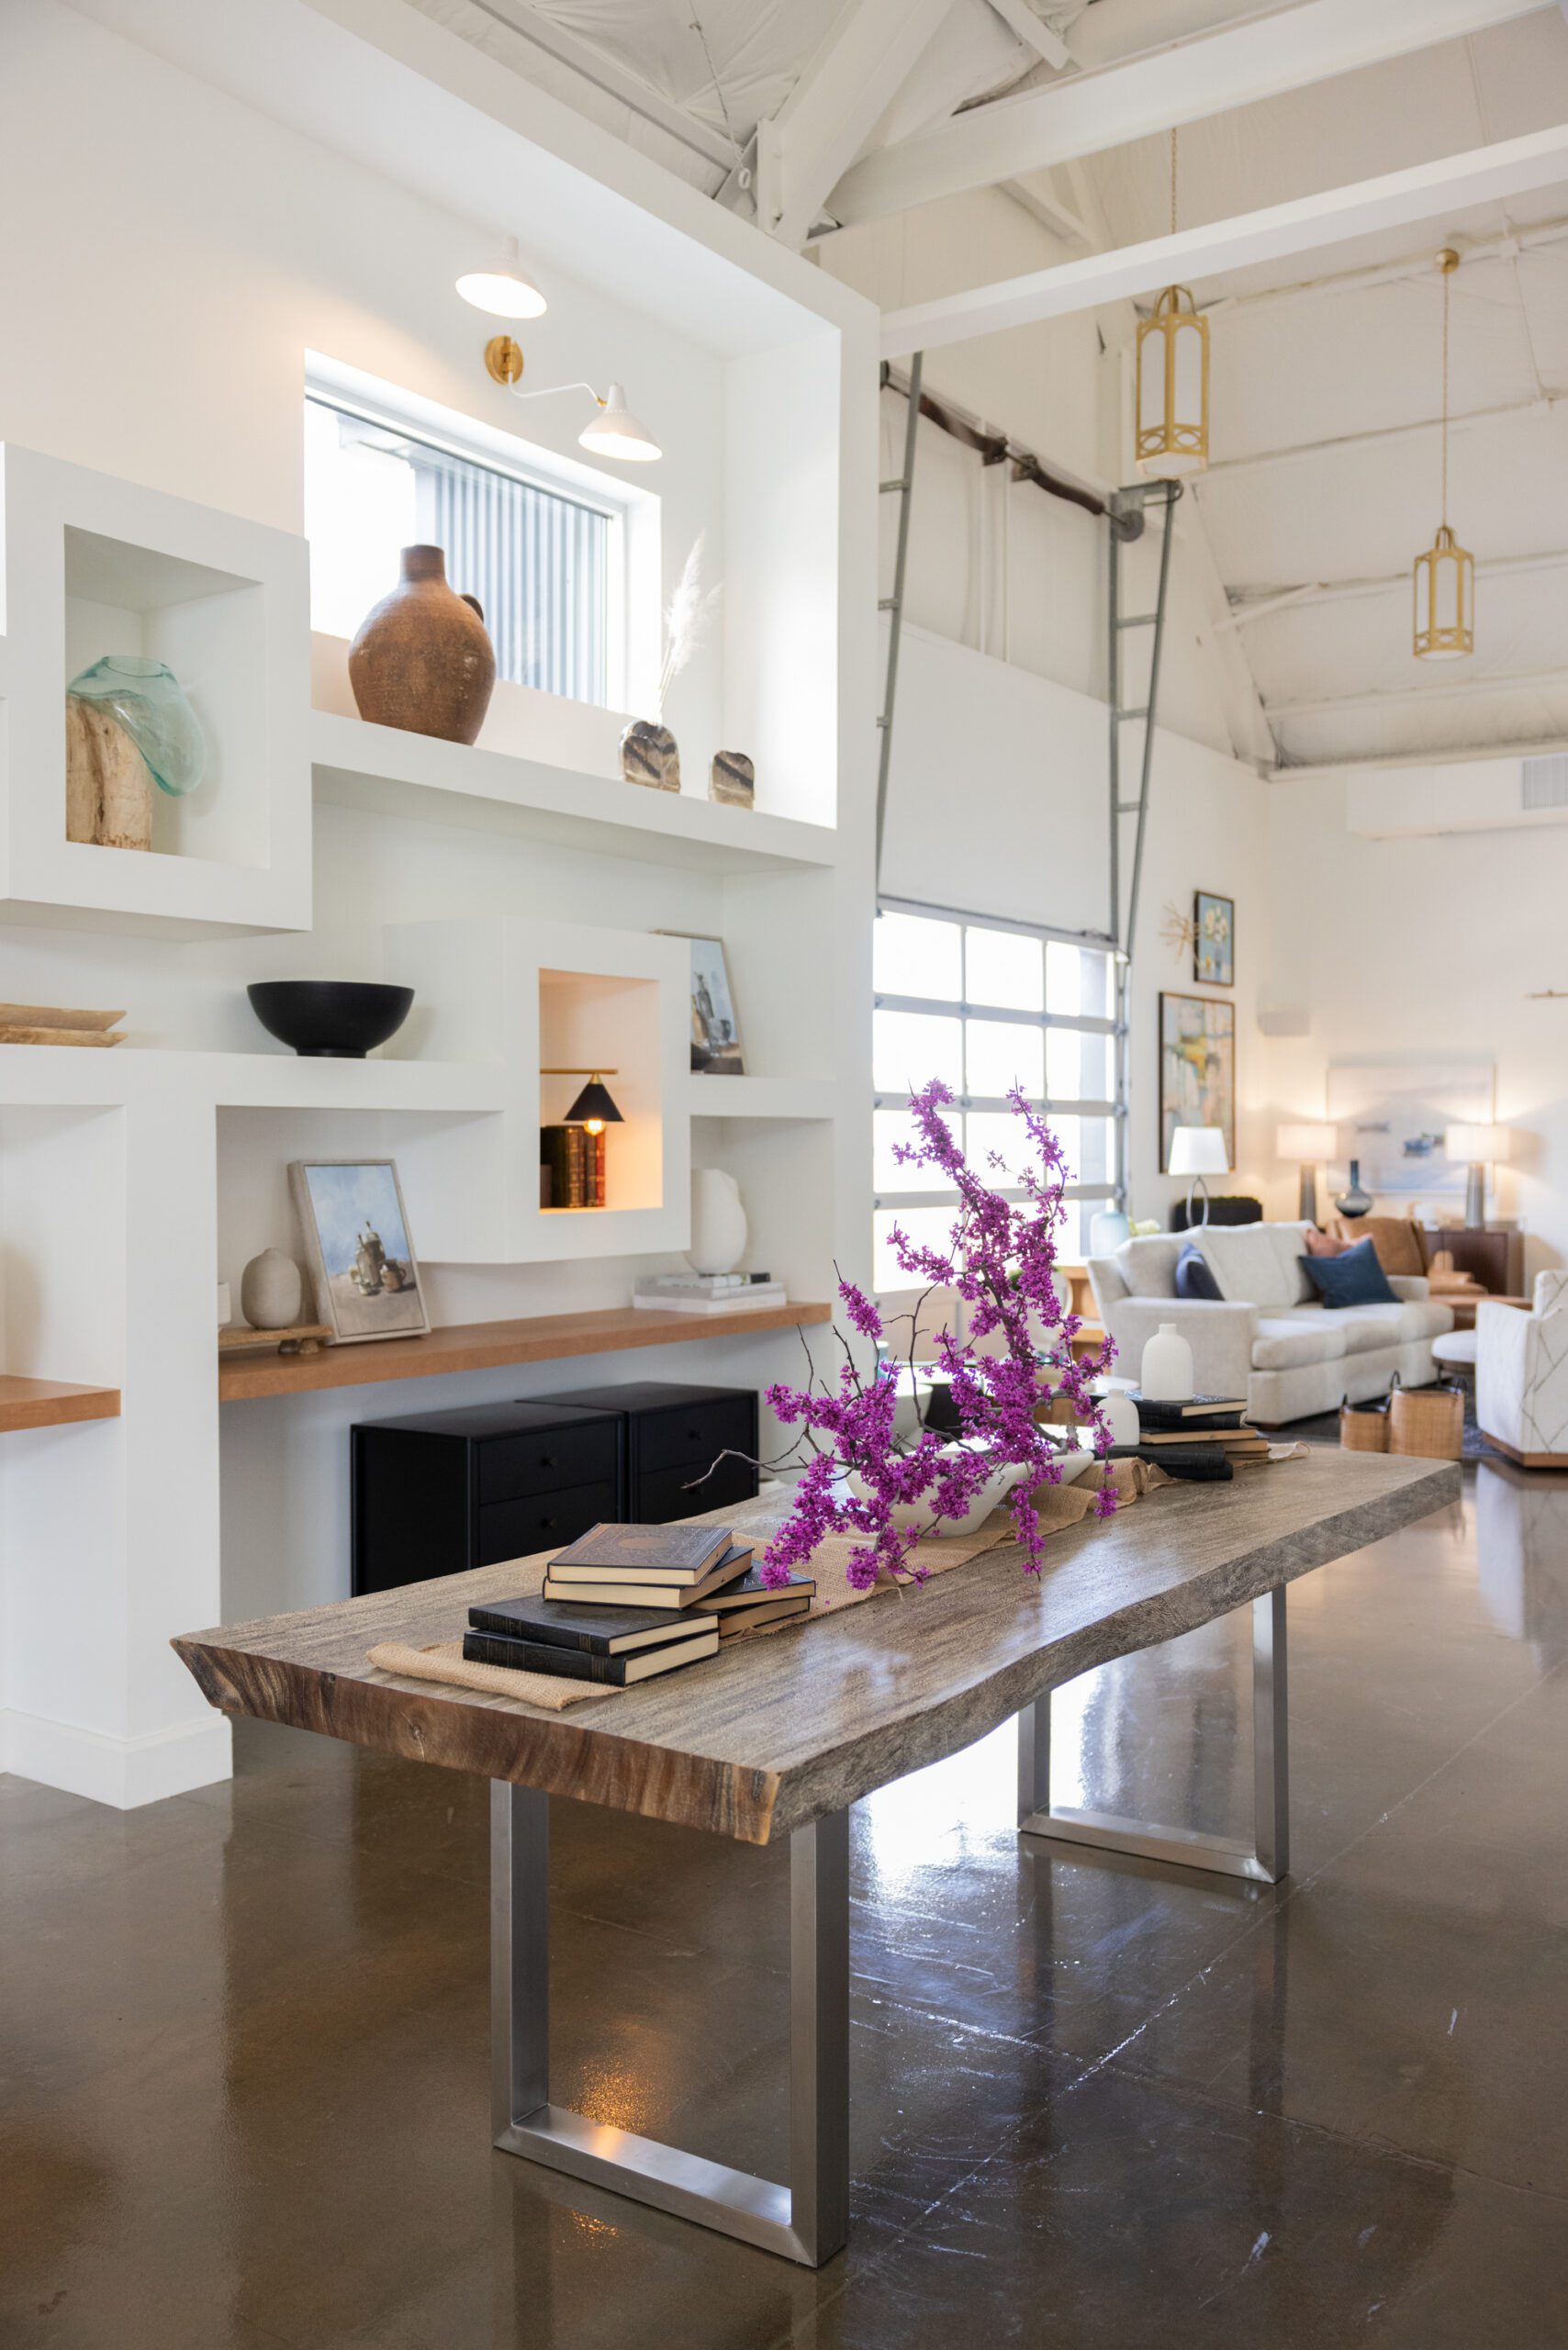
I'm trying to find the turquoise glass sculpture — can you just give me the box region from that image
[67,656,205,796]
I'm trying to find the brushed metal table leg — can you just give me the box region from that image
[490,1785,850,2266]
[1018,1585,1291,1886]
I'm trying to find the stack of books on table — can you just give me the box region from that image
[1126,1392,1271,1481]
[633,1272,786,1314]
[462,1522,814,1687]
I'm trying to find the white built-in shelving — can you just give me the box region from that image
[685,1075,835,1120]
[0,443,311,934]
[309,708,839,876]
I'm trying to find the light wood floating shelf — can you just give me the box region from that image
[0,1374,121,1434]
[218,1300,833,1404]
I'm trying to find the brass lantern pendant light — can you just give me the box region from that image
[1136,127,1210,477]
[1413,248,1474,659]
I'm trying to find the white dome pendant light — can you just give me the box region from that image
[1413,248,1474,660]
[1136,127,1209,478]
[456,234,547,319]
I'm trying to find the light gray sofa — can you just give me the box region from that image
[1086,1222,1455,1426]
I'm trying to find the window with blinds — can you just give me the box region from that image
[304,392,615,707]
[872,907,1118,1288]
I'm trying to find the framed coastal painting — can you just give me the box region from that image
[1326,1058,1494,1199]
[1193,890,1234,987]
[1159,993,1236,1172]
[289,1158,429,1344]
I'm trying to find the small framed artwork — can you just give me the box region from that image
[1159,993,1236,1171]
[666,933,746,1075]
[1193,890,1235,987]
[289,1158,430,1344]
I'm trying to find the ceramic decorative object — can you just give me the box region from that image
[246,980,414,1059]
[847,1447,1027,1539]
[621,718,680,792]
[348,545,495,744]
[1139,1321,1195,1402]
[689,1167,745,1275]
[709,750,755,809]
[1092,1387,1142,1448]
[1335,1158,1373,1218]
[1088,1208,1132,1257]
[241,1248,304,1331]
[65,656,206,850]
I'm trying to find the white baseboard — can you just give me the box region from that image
[0,1707,232,1807]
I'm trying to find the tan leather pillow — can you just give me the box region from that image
[1305,1227,1347,1258]
[1340,1214,1426,1279]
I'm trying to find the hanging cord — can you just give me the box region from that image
[1170,123,1178,239]
[1440,255,1451,528]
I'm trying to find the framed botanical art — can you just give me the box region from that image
[1193,890,1234,987]
[289,1158,429,1343]
[1159,993,1236,1172]
[664,932,746,1075]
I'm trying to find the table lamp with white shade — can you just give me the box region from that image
[1168,1125,1230,1227]
[1445,1123,1512,1226]
[1276,1122,1337,1225]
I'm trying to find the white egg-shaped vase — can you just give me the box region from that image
[241,1247,303,1330]
[689,1168,746,1276]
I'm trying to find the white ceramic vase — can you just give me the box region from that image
[1139,1321,1195,1402]
[689,1168,746,1276]
[241,1247,303,1331]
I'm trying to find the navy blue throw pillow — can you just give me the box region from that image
[1175,1245,1223,1301]
[1299,1237,1399,1309]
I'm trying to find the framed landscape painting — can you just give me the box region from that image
[1159,993,1236,1172]
[289,1158,429,1343]
[1193,890,1234,987]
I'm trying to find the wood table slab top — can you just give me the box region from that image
[174,1451,1460,1845]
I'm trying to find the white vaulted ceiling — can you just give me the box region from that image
[407,0,1568,769]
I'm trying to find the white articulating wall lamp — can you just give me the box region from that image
[480,341,662,463]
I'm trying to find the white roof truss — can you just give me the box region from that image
[752,0,958,246]
[829,0,1556,232]
[879,121,1568,354]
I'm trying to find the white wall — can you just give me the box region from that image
[1260,772,1568,1276]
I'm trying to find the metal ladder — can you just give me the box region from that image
[1107,478,1182,1208]
[874,351,923,887]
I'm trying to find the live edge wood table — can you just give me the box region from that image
[174,1450,1459,2269]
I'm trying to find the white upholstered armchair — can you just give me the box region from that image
[1477,1272,1568,1468]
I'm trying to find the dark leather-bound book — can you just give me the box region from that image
[703,1568,815,1615]
[548,1521,735,1580]
[718,1595,812,1638]
[1127,1391,1247,1427]
[463,1627,718,1684]
[467,1595,719,1654]
[1137,1446,1235,1480]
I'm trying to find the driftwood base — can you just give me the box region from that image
[65,698,154,851]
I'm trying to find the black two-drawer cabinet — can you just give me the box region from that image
[351,1400,624,1595]
[534,1382,758,1525]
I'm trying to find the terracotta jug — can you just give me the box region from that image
[348,546,496,744]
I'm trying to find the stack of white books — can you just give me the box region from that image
[633,1272,786,1314]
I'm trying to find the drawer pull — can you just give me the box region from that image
[688,1428,700,1441]
[540,1516,555,1530]
[539,1455,555,1470]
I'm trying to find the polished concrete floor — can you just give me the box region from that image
[4,1454,1566,2347]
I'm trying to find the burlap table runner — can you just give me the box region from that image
[365,1457,1168,1712]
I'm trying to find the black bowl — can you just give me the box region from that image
[247,980,414,1059]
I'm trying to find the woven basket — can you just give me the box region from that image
[1389,1374,1465,1460]
[1340,1393,1390,1453]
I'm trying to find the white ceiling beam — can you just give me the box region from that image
[1000,175,1093,245]
[754,0,957,246]
[1222,549,1568,626]
[1198,393,1564,483]
[879,121,1568,354]
[831,0,1552,231]
[1203,215,1568,319]
[1267,667,1568,722]
[983,0,1072,71]
[463,0,737,172]
[1271,733,1568,778]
